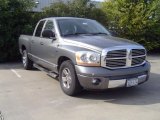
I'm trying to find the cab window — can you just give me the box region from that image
[44,20,54,31]
[35,20,45,37]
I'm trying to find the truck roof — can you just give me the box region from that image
[41,17,91,21]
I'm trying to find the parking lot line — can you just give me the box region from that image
[11,69,21,78]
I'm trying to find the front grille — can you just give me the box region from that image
[105,49,127,68]
[107,49,126,58]
[132,49,145,56]
[106,59,126,67]
[132,56,146,66]
[102,47,146,69]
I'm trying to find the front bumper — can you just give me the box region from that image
[75,61,151,90]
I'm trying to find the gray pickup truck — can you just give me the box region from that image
[19,17,151,96]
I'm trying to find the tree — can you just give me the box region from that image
[0,0,35,62]
[43,0,106,24]
[101,0,160,50]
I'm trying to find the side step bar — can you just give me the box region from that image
[33,64,58,78]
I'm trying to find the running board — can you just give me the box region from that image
[33,64,58,78]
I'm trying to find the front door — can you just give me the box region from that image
[38,20,59,72]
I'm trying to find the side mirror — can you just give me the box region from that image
[42,30,55,39]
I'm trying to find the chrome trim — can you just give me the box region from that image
[138,74,147,83]
[105,57,127,60]
[126,48,132,67]
[101,45,146,69]
[131,55,146,58]
[108,79,126,88]
[28,53,58,67]
[108,74,147,88]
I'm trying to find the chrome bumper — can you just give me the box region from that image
[76,62,150,90]
[108,75,147,88]
[77,74,148,90]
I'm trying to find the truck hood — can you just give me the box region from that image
[63,35,141,52]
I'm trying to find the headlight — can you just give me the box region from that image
[76,51,101,66]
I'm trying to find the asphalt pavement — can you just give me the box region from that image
[0,55,160,120]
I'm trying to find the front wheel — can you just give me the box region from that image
[59,60,82,96]
[22,50,33,70]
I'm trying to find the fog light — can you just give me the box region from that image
[92,78,101,85]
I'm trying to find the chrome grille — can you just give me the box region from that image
[106,59,126,67]
[101,46,146,69]
[107,49,126,58]
[132,49,146,56]
[132,56,146,66]
[131,49,146,66]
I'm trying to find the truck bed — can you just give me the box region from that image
[19,35,32,54]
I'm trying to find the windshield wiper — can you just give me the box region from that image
[63,32,108,36]
[63,33,88,36]
[91,32,108,35]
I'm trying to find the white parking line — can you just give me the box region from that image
[11,69,22,78]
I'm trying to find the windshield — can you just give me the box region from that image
[57,18,110,36]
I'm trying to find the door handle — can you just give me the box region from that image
[40,42,44,45]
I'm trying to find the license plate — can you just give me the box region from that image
[127,78,138,87]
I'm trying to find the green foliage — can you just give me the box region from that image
[0,0,36,62]
[0,0,160,62]
[101,0,160,51]
[43,0,106,24]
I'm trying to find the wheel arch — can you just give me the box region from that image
[57,56,72,72]
[20,45,26,54]
[22,45,26,51]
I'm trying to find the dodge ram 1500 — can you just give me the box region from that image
[19,17,151,96]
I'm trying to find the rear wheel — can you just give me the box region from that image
[59,60,82,96]
[22,50,33,70]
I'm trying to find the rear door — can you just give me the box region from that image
[30,20,45,64]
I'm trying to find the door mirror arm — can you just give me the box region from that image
[50,36,57,41]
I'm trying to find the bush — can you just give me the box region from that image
[43,0,106,24]
[0,0,37,62]
[0,0,159,62]
[101,0,160,51]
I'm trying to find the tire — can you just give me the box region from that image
[22,50,33,70]
[59,60,82,96]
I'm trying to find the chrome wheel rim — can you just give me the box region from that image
[62,68,72,89]
[22,51,27,67]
